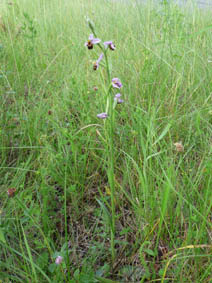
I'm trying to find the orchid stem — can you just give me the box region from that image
[104,51,116,263]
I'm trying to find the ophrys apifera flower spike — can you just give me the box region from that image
[84,18,124,264]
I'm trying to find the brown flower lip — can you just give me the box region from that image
[87,41,93,49]
[93,62,98,70]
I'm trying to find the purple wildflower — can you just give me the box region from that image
[115,93,121,98]
[114,93,124,104]
[97,112,108,119]
[85,34,101,50]
[112,78,122,89]
[93,53,104,70]
[104,41,116,51]
[55,256,63,265]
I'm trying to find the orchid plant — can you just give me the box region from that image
[84,19,124,263]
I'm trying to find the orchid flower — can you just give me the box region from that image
[85,34,101,50]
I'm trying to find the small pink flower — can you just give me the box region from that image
[114,93,124,104]
[97,112,108,119]
[93,53,104,70]
[112,78,122,89]
[104,41,116,51]
[55,256,63,265]
[85,34,101,50]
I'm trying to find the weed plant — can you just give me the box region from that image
[0,0,211,282]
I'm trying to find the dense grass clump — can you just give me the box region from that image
[0,0,211,282]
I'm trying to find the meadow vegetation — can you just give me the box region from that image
[0,0,211,281]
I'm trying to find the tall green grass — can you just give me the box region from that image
[0,0,211,281]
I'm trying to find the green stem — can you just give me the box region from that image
[109,99,115,263]
[104,51,115,263]
[104,51,111,82]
